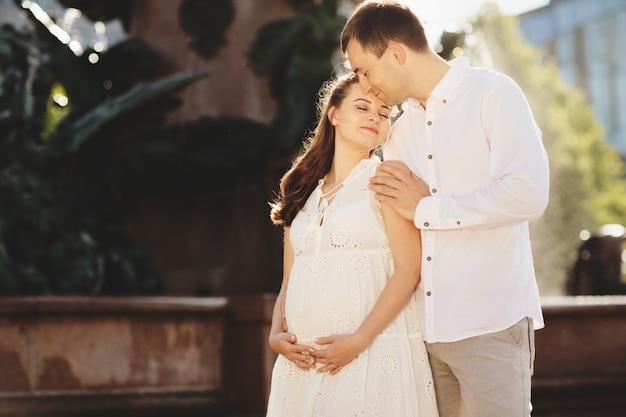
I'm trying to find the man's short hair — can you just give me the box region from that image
[341,0,429,57]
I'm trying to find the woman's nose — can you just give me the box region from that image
[368,112,381,123]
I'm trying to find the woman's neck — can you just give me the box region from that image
[325,149,370,185]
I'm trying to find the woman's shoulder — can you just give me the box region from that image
[369,154,382,168]
[356,155,381,179]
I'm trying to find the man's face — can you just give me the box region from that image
[345,40,403,106]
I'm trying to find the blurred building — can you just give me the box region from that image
[518,0,626,157]
[0,0,125,56]
[0,0,25,26]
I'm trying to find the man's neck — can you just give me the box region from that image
[413,52,451,108]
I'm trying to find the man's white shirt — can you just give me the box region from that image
[384,57,549,343]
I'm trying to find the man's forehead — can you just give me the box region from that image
[344,42,367,74]
[346,41,376,62]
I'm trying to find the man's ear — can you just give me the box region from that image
[387,41,406,65]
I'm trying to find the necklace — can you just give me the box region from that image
[322,180,343,199]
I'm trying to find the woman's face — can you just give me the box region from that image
[328,83,392,154]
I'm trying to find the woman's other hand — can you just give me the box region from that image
[269,332,316,371]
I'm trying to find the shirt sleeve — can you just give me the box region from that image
[415,79,550,230]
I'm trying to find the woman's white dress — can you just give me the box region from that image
[266,157,438,417]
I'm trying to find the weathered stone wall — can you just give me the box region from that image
[3,295,623,417]
[0,296,229,417]
[123,0,292,297]
[532,296,626,417]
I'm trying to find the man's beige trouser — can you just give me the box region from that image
[426,318,535,417]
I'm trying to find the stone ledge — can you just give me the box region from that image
[532,296,626,417]
[0,296,229,317]
[0,296,231,416]
[0,390,230,417]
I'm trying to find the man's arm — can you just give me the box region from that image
[372,81,549,230]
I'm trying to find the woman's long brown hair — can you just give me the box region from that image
[270,72,360,226]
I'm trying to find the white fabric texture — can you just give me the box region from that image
[266,157,438,417]
[384,56,549,343]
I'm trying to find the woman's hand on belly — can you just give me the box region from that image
[269,331,316,371]
[313,332,367,375]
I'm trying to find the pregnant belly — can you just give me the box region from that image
[284,273,368,342]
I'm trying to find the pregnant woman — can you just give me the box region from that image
[266,72,438,417]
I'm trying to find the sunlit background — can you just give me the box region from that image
[398,0,550,41]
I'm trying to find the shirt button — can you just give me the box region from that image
[456,220,461,225]
[431,188,437,193]
[426,291,432,296]
[428,154,433,159]
[427,121,432,126]
[426,256,432,261]
[443,99,447,104]
[424,222,429,227]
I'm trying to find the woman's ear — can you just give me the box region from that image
[328,107,338,126]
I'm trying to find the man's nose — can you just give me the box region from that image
[358,78,372,94]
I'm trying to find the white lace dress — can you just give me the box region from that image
[266,157,438,417]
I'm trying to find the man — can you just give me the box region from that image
[341,1,550,416]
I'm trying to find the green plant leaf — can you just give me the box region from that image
[47,69,215,154]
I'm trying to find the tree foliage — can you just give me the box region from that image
[469,5,626,294]
[247,0,346,152]
[0,7,212,294]
[1,0,345,295]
